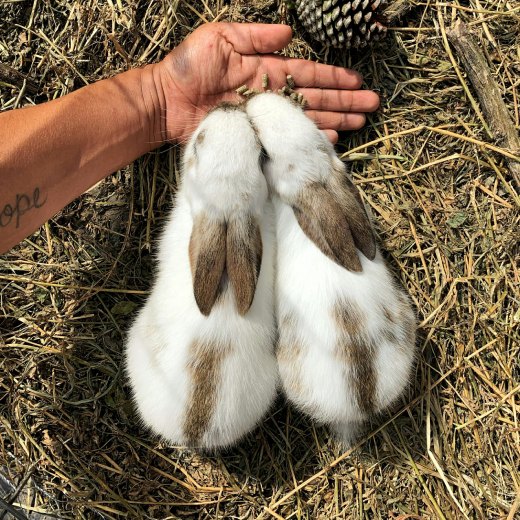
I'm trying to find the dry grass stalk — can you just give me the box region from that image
[383,0,416,24]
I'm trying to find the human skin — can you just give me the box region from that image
[0,23,380,254]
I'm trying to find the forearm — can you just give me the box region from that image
[0,64,165,253]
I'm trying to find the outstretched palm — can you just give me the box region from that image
[159,23,380,143]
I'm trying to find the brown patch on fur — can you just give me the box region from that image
[185,156,196,170]
[277,335,302,364]
[196,130,206,145]
[381,305,398,344]
[226,215,262,315]
[277,314,305,396]
[317,142,330,154]
[382,306,396,324]
[381,305,400,344]
[188,229,197,277]
[330,163,376,261]
[278,339,304,396]
[397,294,417,350]
[403,317,416,348]
[335,301,363,337]
[345,336,377,414]
[183,340,229,445]
[380,297,416,353]
[190,215,227,316]
[293,183,362,272]
[276,314,298,358]
[279,313,296,327]
[401,309,417,349]
[382,326,399,345]
[334,302,376,414]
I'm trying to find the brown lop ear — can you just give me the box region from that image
[189,215,227,316]
[226,215,263,316]
[292,184,363,272]
[331,164,377,261]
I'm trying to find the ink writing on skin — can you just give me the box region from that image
[0,188,47,228]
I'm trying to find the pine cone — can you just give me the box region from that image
[293,0,388,49]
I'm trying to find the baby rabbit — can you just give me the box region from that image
[125,103,278,450]
[246,93,416,446]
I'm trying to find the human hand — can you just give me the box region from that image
[156,23,380,144]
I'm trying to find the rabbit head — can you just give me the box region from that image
[182,103,268,316]
[246,93,376,272]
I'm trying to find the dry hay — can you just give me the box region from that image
[0,0,519,519]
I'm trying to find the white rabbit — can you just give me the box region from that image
[246,93,416,446]
[125,103,278,450]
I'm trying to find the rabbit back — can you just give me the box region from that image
[126,194,278,449]
[246,92,415,444]
[126,104,278,450]
[274,197,416,440]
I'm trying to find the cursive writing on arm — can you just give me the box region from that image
[0,188,47,229]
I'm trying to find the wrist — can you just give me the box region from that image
[154,49,198,143]
[136,63,168,150]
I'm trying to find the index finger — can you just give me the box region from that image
[217,23,293,54]
[284,59,363,90]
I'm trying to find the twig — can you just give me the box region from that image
[384,0,415,24]
[446,20,520,187]
[0,63,38,95]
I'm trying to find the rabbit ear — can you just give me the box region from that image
[189,216,227,316]
[332,166,377,261]
[292,184,363,272]
[226,215,263,316]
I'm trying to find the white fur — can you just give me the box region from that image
[125,107,278,450]
[247,93,416,446]
[247,94,333,200]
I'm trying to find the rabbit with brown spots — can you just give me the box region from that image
[247,93,416,446]
[125,104,278,450]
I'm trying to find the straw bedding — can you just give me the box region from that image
[0,1,518,518]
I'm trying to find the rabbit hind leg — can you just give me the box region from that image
[330,419,365,449]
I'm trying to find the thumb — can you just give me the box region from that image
[217,22,292,54]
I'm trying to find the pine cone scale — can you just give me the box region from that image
[294,0,388,48]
